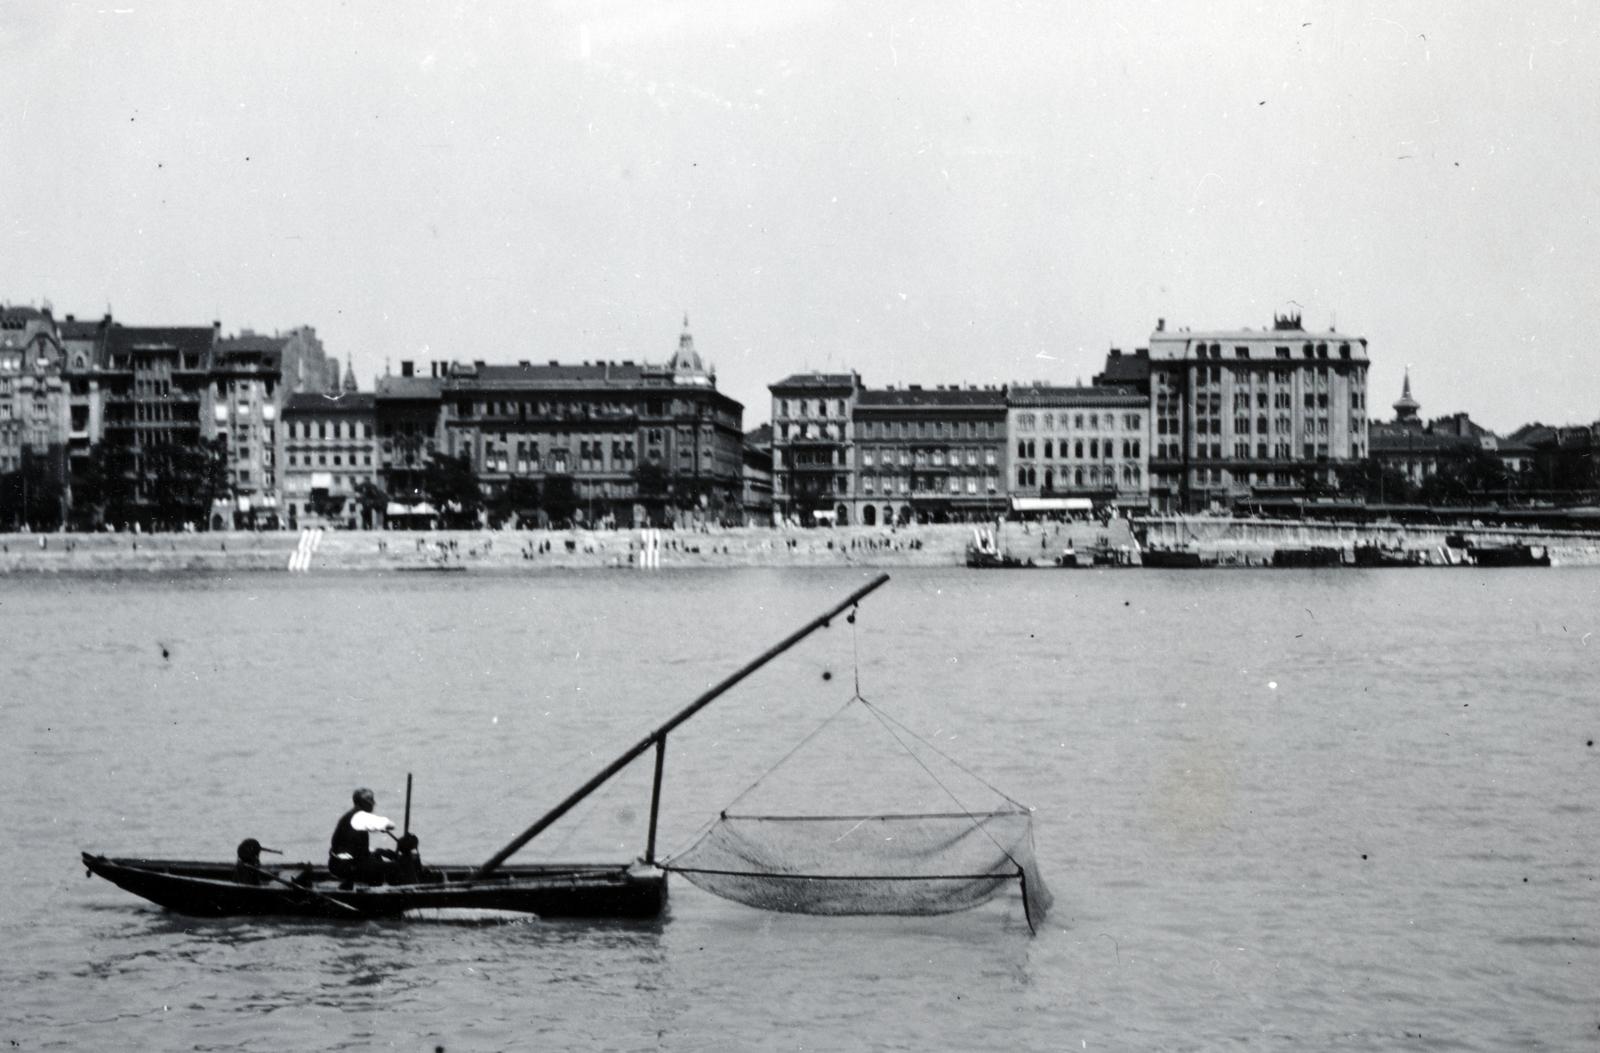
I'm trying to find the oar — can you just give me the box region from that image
[403,773,413,838]
[240,861,364,917]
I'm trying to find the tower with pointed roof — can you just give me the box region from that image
[1393,368,1420,425]
[343,354,359,394]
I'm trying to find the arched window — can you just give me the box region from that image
[1017,466,1028,486]
[1017,441,1027,459]
[1043,469,1054,490]
[1043,440,1053,459]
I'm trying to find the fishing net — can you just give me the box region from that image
[662,695,1052,932]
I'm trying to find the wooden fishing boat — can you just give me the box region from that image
[83,576,895,922]
[80,855,664,920]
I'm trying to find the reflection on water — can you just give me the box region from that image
[4,567,1599,1050]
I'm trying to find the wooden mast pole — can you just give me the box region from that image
[475,573,891,878]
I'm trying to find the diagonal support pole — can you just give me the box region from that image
[475,573,891,878]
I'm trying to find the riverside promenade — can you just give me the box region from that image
[0,523,976,574]
[3,516,1599,574]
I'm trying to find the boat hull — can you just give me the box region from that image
[1138,549,1208,569]
[1271,546,1346,568]
[82,853,667,920]
[965,548,1031,569]
[1351,546,1426,567]
[1468,545,1551,567]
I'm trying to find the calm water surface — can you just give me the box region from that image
[2,566,1597,1050]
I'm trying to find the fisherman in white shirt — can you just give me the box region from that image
[328,787,397,888]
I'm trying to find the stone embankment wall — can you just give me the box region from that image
[0,525,979,574]
[1138,516,1600,566]
[2,516,1598,573]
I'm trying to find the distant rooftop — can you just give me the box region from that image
[1007,383,1144,407]
[283,391,375,415]
[769,371,861,392]
[856,385,1005,408]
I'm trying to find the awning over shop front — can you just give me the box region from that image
[1011,497,1093,513]
[386,501,438,516]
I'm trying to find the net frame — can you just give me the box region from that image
[663,689,1052,933]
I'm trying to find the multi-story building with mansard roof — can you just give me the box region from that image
[1145,313,1370,512]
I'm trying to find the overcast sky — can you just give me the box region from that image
[4,2,1597,430]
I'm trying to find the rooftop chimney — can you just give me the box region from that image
[1156,318,1166,332]
[400,360,414,378]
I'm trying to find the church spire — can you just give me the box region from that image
[342,354,358,394]
[1393,368,1420,423]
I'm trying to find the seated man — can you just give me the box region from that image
[233,838,266,885]
[328,787,396,888]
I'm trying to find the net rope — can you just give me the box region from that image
[663,606,1052,932]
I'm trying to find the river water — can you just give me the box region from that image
[2,566,1597,1051]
